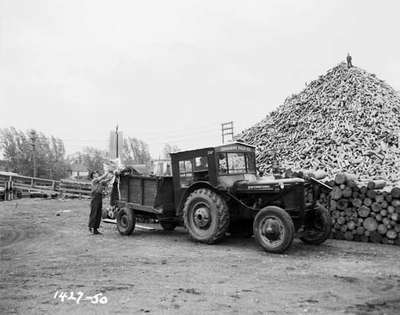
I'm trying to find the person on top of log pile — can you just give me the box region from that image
[346,53,353,68]
[88,171,112,235]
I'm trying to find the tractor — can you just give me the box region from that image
[112,142,331,253]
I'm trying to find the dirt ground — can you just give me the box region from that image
[1,199,400,315]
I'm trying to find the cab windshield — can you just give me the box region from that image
[217,152,256,175]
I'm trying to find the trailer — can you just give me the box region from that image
[115,174,179,232]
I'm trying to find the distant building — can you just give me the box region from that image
[152,159,172,176]
[69,163,89,179]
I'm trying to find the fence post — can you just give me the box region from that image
[3,182,6,201]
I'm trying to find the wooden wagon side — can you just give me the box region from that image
[116,174,176,220]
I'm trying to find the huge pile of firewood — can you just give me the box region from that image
[237,62,400,184]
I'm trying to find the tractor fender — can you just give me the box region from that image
[176,181,255,217]
[176,181,230,216]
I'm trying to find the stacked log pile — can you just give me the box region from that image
[319,173,400,245]
[237,62,400,184]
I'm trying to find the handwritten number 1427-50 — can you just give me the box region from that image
[54,291,108,304]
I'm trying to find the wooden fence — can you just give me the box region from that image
[0,173,92,200]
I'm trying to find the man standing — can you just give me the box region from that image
[88,171,111,235]
[346,53,353,68]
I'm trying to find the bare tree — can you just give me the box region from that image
[122,137,152,166]
[162,143,180,159]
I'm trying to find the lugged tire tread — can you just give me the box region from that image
[183,188,230,244]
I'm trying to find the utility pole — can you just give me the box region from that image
[30,130,37,178]
[115,125,119,158]
[221,121,234,144]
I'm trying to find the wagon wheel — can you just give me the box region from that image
[116,208,136,235]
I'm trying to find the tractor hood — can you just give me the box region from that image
[232,177,304,193]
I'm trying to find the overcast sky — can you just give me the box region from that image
[1,0,400,158]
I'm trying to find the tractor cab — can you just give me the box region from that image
[169,142,257,205]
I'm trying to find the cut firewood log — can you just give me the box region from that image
[375,194,384,203]
[331,187,342,200]
[360,186,368,195]
[337,217,346,225]
[382,217,390,226]
[363,198,372,207]
[343,187,353,198]
[358,206,370,218]
[371,203,382,213]
[370,231,383,243]
[352,198,362,208]
[363,217,378,231]
[380,200,388,209]
[344,231,354,241]
[391,187,400,199]
[391,199,400,208]
[337,199,349,210]
[367,190,376,200]
[356,226,365,235]
[335,173,347,185]
[347,221,356,230]
[377,224,388,235]
[367,180,386,190]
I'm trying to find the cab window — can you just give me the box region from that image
[217,152,256,174]
[194,156,208,171]
[218,153,228,174]
[246,152,256,172]
[227,152,246,174]
[179,160,193,187]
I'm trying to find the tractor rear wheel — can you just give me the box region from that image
[253,206,295,253]
[183,188,230,244]
[300,204,331,245]
[116,208,136,235]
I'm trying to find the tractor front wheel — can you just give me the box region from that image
[116,208,136,235]
[253,206,295,253]
[183,188,230,244]
[300,204,331,245]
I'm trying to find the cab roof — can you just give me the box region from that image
[169,141,255,157]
